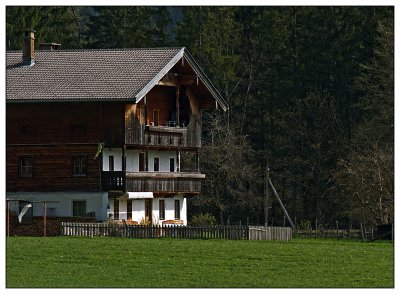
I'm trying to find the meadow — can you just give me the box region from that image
[6,237,393,288]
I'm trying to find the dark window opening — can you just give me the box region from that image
[159,200,165,220]
[127,200,132,220]
[170,158,175,172]
[139,152,145,172]
[109,156,114,171]
[72,155,88,176]
[175,199,180,220]
[154,157,160,172]
[18,157,33,178]
[72,200,86,217]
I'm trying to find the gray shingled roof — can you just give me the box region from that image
[6,48,182,101]
[6,47,228,110]
[6,47,183,102]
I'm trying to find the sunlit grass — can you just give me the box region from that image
[6,237,393,288]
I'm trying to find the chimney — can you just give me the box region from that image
[23,30,36,66]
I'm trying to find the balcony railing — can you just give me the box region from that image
[125,114,201,148]
[101,171,125,191]
[101,171,205,194]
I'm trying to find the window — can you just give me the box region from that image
[127,200,132,220]
[72,200,86,217]
[109,156,114,171]
[175,199,180,220]
[153,109,160,126]
[18,157,32,177]
[159,200,165,220]
[139,152,145,171]
[154,157,160,172]
[72,155,87,176]
[170,158,175,172]
[114,199,119,220]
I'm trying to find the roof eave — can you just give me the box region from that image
[182,50,229,112]
[134,48,185,103]
[134,48,229,112]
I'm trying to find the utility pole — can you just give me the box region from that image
[265,164,270,227]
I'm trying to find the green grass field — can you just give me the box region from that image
[6,237,393,288]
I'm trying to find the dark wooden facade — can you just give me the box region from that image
[6,102,119,192]
[7,85,205,194]
[6,145,101,192]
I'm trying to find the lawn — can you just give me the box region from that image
[6,237,393,288]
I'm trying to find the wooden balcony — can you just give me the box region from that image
[101,171,125,191]
[125,114,201,149]
[101,171,205,194]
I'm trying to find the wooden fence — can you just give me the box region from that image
[248,226,293,241]
[61,223,294,241]
[61,222,249,240]
[295,226,393,241]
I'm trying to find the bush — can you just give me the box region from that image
[297,219,311,230]
[189,213,216,226]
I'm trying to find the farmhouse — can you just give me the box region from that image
[6,30,228,225]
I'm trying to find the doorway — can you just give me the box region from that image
[145,199,152,223]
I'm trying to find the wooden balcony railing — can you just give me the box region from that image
[125,114,201,148]
[101,171,125,191]
[126,172,205,194]
[101,171,205,194]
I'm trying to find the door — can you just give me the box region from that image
[109,156,114,171]
[139,152,145,171]
[145,199,152,223]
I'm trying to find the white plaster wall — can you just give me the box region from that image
[132,199,145,222]
[126,150,139,172]
[162,196,187,225]
[102,149,123,171]
[102,149,176,172]
[6,192,109,221]
[108,196,187,225]
[148,150,177,172]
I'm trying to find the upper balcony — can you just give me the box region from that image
[125,114,201,149]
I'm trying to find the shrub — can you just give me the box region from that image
[189,213,216,226]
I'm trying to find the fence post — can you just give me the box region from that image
[336,221,339,240]
[360,222,365,242]
[315,219,318,239]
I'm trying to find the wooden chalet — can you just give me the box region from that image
[6,30,228,224]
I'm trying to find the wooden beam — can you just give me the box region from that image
[176,85,180,124]
[269,178,294,229]
[265,165,270,226]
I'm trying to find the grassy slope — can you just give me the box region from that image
[6,237,393,288]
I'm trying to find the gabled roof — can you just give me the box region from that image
[6,47,228,111]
